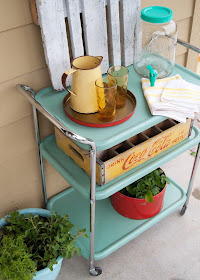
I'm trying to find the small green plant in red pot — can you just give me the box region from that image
[111,168,170,219]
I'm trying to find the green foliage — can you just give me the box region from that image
[122,168,170,202]
[0,212,88,280]
[0,235,36,280]
[190,151,196,157]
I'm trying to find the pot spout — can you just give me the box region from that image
[96,56,103,63]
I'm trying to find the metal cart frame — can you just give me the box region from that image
[17,40,200,276]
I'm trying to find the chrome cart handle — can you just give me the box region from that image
[16,84,95,149]
[177,39,200,54]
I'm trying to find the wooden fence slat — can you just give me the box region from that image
[35,0,141,90]
[65,0,84,59]
[133,0,141,65]
[107,0,121,66]
[36,0,70,91]
[81,0,109,73]
[120,0,140,66]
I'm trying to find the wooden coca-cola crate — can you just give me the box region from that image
[55,118,192,185]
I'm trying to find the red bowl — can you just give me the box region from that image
[111,186,166,220]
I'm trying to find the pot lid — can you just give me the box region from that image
[141,6,173,24]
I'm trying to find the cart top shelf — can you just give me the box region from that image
[36,64,200,151]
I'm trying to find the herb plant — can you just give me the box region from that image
[0,235,37,280]
[121,168,170,202]
[0,211,88,280]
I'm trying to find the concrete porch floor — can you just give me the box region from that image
[57,120,200,280]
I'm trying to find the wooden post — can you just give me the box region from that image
[30,0,38,25]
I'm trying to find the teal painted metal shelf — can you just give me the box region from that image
[36,64,200,151]
[32,63,200,267]
[47,178,186,260]
[40,125,200,200]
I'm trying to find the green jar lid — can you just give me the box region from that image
[141,6,173,23]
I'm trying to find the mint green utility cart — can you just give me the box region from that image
[17,63,200,276]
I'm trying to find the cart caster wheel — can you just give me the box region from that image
[180,205,187,215]
[90,267,102,276]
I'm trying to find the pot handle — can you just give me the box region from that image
[61,68,77,96]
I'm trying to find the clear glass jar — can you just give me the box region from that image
[134,6,177,78]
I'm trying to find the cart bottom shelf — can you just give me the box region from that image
[47,177,186,260]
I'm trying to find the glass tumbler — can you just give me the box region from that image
[108,66,129,108]
[95,77,117,121]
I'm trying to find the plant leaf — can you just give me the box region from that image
[126,185,136,195]
[145,190,154,202]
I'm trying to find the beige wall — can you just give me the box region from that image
[0,0,195,217]
[0,0,69,217]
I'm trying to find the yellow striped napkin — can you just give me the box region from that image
[161,75,200,111]
[141,75,198,123]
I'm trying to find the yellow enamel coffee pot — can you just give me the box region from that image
[62,55,103,114]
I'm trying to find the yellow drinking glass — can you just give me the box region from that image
[95,77,117,121]
[108,66,129,108]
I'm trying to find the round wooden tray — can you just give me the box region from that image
[63,90,137,127]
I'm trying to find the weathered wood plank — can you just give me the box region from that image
[81,0,109,73]
[65,0,84,59]
[34,0,142,87]
[36,0,70,91]
[133,0,141,65]
[120,0,140,66]
[107,0,121,66]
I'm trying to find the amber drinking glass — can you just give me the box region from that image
[95,77,117,121]
[108,66,129,108]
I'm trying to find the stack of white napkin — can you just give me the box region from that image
[142,74,200,123]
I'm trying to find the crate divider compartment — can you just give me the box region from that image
[112,140,135,154]
[96,149,119,162]
[153,126,163,133]
[140,132,150,140]
[156,119,178,131]
[128,132,149,146]
[143,126,162,138]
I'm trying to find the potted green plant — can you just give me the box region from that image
[111,168,170,219]
[0,208,88,280]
